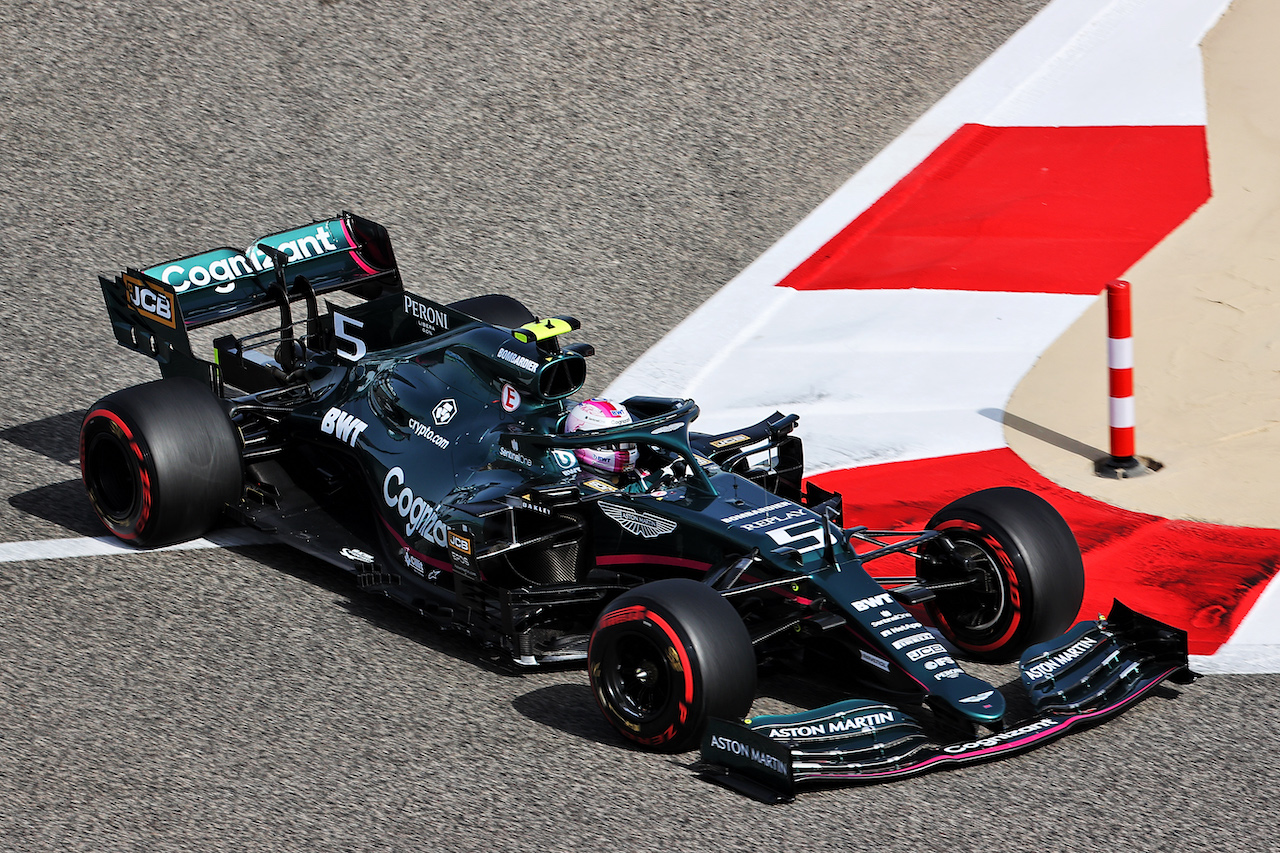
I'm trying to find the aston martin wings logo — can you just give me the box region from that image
[600,502,678,539]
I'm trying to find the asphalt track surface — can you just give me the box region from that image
[1,2,1276,850]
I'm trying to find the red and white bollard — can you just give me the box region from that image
[1096,279,1155,478]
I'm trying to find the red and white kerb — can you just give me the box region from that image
[1106,280,1136,461]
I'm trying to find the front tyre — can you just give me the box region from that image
[588,579,757,753]
[80,378,243,547]
[920,487,1084,663]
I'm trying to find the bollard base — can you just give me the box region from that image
[1094,455,1162,479]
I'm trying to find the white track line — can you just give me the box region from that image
[0,528,279,563]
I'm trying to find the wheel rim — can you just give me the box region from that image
[602,632,674,725]
[924,531,1014,646]
[938,537,1007,635]
[84,430,140,522]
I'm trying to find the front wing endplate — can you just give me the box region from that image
[697,600,1194,801]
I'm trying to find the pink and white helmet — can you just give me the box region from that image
[564,399,637,474]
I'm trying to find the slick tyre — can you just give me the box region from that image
[920,487,1084,663]
[589,579,757,753]
[80,377,243,548]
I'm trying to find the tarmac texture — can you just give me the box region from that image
[2,1,1276,850]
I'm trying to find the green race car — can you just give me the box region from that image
[81,213,1194,801]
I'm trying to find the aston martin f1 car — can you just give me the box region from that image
[81,213,1194,800]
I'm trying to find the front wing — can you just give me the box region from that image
[697,601,1195,802]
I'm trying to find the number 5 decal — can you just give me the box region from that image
[334,312,366,362]
[765,519,826,555]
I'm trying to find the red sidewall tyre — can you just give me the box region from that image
[588,579,757,753]
[80,378,242,547]
[921,487,1084,663]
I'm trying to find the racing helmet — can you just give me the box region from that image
[564,399,637,474]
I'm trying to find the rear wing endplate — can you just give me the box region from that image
[97,212,402,380]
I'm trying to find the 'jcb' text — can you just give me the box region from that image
[125,276,176,329]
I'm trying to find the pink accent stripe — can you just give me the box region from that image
[340,216,379,276]
[596,554,712,572]
[348,251,378,276]
[810,668,1180,781]
[380,518,453,572]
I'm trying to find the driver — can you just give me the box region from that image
[564,399,687,492]
[564,399,639,476]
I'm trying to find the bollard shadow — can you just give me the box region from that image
[979,408,1107,462]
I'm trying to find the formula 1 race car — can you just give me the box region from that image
[81,213,1194,800]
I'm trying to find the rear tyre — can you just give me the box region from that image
[920,487,1084,663]
[80,377,243,547]
[589,579,757,753]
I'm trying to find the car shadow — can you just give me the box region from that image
[511,682,621,746]
[4,410,103,536]
[9,478,105,536]
[1,410,85,465]
[0,410,521,675]
[222,542,530,677]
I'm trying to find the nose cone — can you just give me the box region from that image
[932,674,1007,727]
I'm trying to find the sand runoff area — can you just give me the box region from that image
[1007,0,1280,529]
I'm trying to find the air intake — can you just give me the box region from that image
[537,353,586,399]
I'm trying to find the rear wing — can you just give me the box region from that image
[97,212,402,382]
